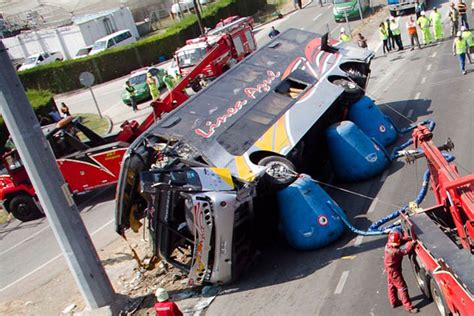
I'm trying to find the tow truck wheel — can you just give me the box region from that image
[258,156,297,189]
[332,78,363,103]
[430,278,451,316]
[410,254,432,300]
[9,194,43,222]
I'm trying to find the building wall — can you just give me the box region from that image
[3,25,85,60]
[78,7,139,46]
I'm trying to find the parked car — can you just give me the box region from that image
[89,29,136,55]
[74,45,93,59]
[333,0,370,22]
[18,51,63,71]
[121,67,166,105]
[171,0,208,15]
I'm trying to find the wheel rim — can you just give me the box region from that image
[265,161,293,180]
[432,284,446,315]
[16,202,31,217]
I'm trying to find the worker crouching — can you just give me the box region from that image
[384,230,419,313]
[154,288,183,316]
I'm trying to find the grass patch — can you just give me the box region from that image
[76,113,110,140]
[0,208,11,224]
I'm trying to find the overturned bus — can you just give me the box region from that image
[115,29,374,285]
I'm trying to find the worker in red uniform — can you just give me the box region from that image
[154,288,183,316]
[384,229,419,313]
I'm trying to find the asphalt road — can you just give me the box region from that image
[1,0,473,315]
[206,1,473,316]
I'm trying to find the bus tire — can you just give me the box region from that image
[258,156,297,189]
[9,194,43,222]
[430,277,451,316]
[332,78,363,103]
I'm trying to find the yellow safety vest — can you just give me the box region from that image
[340,34,351,42]
[462,30,473,47]
[418,16,430,29]
[455,38,467,54]
[379,27,388,40]
[390,21,401,36]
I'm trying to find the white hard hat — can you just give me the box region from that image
[457,31,462,36]
[461,25,467,31]
[155,288,169,302]
[421,10,425,15]
[340,27,345,33]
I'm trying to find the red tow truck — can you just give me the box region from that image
[173,16,255,80]
[0,20,253,222]
[401,125,474,315]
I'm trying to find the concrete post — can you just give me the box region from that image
[35,31,47,52]
[0,40,118,312]
[55,29,71,60]
[18,36,29,58]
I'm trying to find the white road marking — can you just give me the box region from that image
[368,197,379,213]
[301,27,306,30]
[421,76,426,84]
[380,170,390,182]
[431,51,437,58]
[354,235,364,247]
[313,13,322,21]
[407,109,414,118]
[0,224,50,257]
[334,271,350,294]
[0,253,62,292]
[0,218,115,293]
[414,92,421,100]
[426,63,432,71]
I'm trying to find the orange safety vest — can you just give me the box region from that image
[406,20,417,35]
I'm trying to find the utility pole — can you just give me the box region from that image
[193,0,204,35]
[0,40,117,312]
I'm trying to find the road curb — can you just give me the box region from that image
[253,0,314,31]
[104,115,113,135]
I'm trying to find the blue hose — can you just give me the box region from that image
[385,118,436,161]
[333,152,454,236]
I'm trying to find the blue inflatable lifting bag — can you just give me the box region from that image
[276,174,345,250]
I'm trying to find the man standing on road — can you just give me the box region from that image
[385,18,395,50]
[461,25,474,63]
[414,0,425,19]
[417,11,432,46]
[458,0,469,29]
[379,22,391,54]
[406,16,422,50]
[294,0,302,10]
[163,71,176,91]
[453,31,468,74]
[384,230,419,314]
[449,2,459,37]
[125,80,138,112]
[430,7,443,41]
[390,17,404,50]
[339,27,352,42]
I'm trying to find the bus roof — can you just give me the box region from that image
[147,29,373,176]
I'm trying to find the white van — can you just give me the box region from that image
[89,30,136,55]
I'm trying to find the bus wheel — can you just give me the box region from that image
[332,78,363,103]
[258,156,297,189]
[9,194,43,222]
[430,278,451,316]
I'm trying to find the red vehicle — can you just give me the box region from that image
[0,117,128,221]
[1,20,251,222]
[401,126,474,316]
[174,16,255,80]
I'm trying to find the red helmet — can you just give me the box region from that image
[388,231,401,246]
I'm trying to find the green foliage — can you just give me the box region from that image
[18,0,266,94]
[0,89,57,152]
